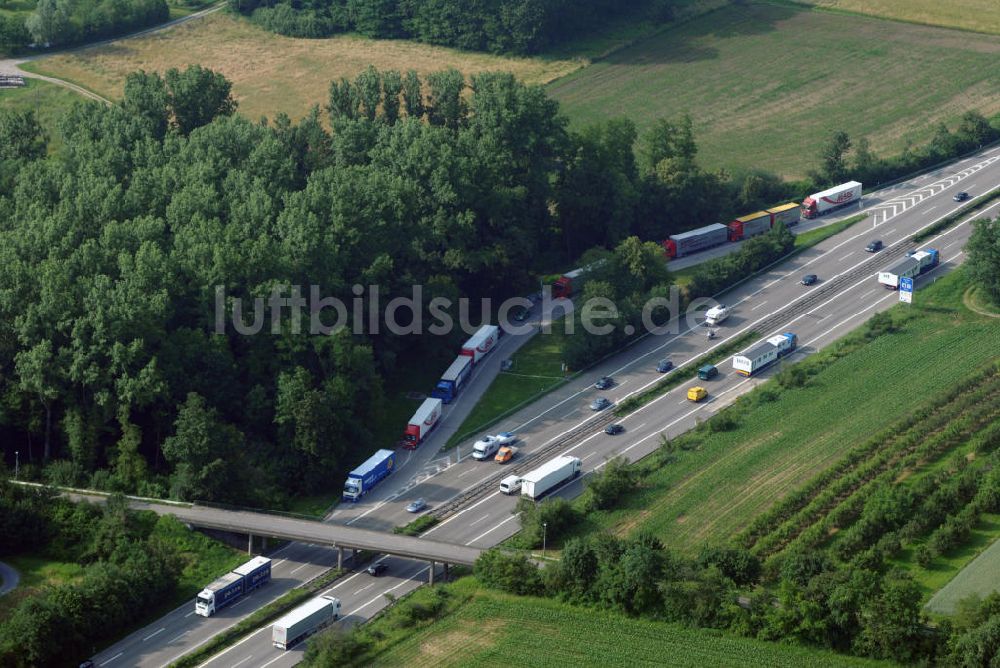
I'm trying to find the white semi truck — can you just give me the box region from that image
[272,595,341,650]
[520,455,582,500]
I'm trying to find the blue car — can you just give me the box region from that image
[656,359,673,373]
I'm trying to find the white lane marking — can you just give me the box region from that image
[272,559,286,568]
[838,253,853,261]
[458,468,478,478]
[231,656,253,668]
[143,628,165,642]
[325,569,366,593]
[560,408,579,420]
[631,422,648,432]
[260,652,291,668]
[886,228,897,234]
[465,515,520,546]
[924,206,936,214]
[805,294,896,347]
[943,240,959,250]
[581,451,597,461]
[346,569,428,616]
[354,582,375,595]
[231,597,247,607]
[100,653,123,666]
[169,631,188,643]
[751,301,768,310]
[290,562,309,575]
[859,288,877,300]
[184,611,195,618]
[469,514,490,526]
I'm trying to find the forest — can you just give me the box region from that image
[1,64,995,509]
[234,0,674,52]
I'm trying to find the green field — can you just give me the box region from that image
[0,78,82,154]
[547,2,1000,178]
[925,526,1000,615]
[797,0,1000,36]
[365,578,886,667]
[566,269,1000,555]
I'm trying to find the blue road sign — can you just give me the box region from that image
[900,277,914,292]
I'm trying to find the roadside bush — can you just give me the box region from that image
[474,549,543,596]
[516,496,579,549]
[584,456,638,511]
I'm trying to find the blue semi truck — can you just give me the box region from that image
[431,355,473,404]
[196,556,272,617]
[343,449,395,502]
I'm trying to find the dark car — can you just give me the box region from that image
[953,191,970,202]
[697,364,718,380]
[605,423,624,435]
[511,306,529,322]
[79,662,95,668]
[656,359,674,373]
[594,376,614,390]
[865,240,883,253]
[801,274,818,286]
[367,561,388,576]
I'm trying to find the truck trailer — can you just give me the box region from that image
[801,181,862,219]
[520,455,582,500]
[663,223,729,259]
[196,556,272,617]
[272,596,341,650]
[732,333,797,377]
[431,355,473,404]
[551,267,586,299]
[461,325,500,365]
[403,397,443,449]
[343,449,395,501]
[728,211,772,241]
[877,249,939,289]
[767,202,801,227]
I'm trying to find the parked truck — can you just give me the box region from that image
[767,202,801,227]
[732,333,797,377]
[431,355,473,404]
[551,267,587,299]
[343,449,396,502]
[663,223,729,259]
[520,455,582,500]
[877,249,939,289]
[403,397,443,449]
[801,181,862,219]
[195,556,272,617]
[461,325,500,365]
[728,211,772,241]
[272,596,341,650]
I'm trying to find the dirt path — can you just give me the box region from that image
[0,2,224,104]
[963,287,1000,318]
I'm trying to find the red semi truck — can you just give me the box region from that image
[403,397,442,449]
[801,181,862,219]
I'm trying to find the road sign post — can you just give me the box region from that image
[900,277,914,303]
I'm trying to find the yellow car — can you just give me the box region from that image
[495,446,516,463]
[687,386,708,402]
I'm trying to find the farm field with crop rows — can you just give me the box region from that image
[570,269,1000,556]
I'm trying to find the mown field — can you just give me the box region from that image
[20,11,582,123]
[797,0,1000,36]
[926,528,1000,614]
[367,578,886,667]
[547,1,1000,178]
[570,269,1000,556]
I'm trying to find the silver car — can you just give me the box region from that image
[590,397,611,411]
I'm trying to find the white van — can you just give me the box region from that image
[499,476,522,495]
[704,305,730,326]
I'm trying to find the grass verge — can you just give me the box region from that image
[924,518,1000,615]
[351,576,887,667]
[562,269,1000,556]
[393,515,440,536]
[168,567,347,668]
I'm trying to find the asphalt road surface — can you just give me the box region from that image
[92,146,1000,667]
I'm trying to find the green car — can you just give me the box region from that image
[697,364,718,380]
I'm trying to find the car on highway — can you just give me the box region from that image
[865,239,883,253]
[594,376,614,390]
[801,274,818,286]
[366,562,388,576]
[496,432,517,445]
[605,423,624,435]
[405,498,427,513]
[953,191,970,202]
[697,364,718,380]
[79,661,95,668]
[657,359,674,373]
[590,397,611,411]
[511,305,529,322]
[687,386,708,402]
[495,446,516,463]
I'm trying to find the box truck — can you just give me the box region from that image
[877,249,939,289]
[461,325,500,365]
[663,223,729,259]
[431,355,473,404]
[272,596,341,650]
[403,397,443,449]
[520,455,582,500]
[342,449,395,502]
[732,333,797,377]
[801,181,862,219]
[728,211,772,241]
[195,556,272,617]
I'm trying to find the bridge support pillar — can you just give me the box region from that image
[247,533,254,554]
[352,548,358,564]
[429,561,436,586]
[444,563,449,581]
[337,546,343,570]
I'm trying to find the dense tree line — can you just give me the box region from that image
[1,0,169,51]
[0,481,186,667]
[233,0,675,54]
[967,216,1000,305]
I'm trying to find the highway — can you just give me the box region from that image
[92,146,1000,667]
